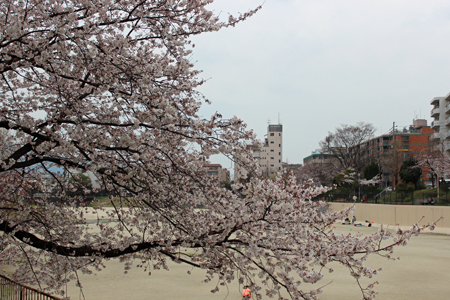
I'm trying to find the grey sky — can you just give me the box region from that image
[191,0,450,168]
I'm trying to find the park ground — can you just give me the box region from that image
[62,221,450,299]
[2,209,449,300]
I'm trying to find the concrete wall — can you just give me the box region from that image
[329,203,450,228]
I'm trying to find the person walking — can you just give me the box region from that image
[242,285,251,299]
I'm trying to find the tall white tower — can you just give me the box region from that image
[264,124,283,175]
[233,124,283,180]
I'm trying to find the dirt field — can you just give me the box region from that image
[50,223,450,300]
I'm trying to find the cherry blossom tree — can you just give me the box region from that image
[292,163,334,187]
[0,1,436,299]
[416,142,450,187]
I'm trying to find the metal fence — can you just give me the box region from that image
[0,274,62,300]
[324,190,450,206]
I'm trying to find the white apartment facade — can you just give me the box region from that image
[430,94,450,154]
[234,124,283,180]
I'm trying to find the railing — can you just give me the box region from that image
[431,107,440,116]
[375,187,391,200]
[324,189,450,206]
[0,274,62,300]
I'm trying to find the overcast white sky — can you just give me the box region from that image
[191,0,450,168]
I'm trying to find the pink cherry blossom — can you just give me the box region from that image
[0,1,435,300]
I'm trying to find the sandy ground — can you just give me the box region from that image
[2,209,450,300]
[63,223,450,300]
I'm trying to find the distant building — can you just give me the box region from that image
[430,94,450,155]
[282,162,302,170]
[221,168,231,183]
[262,124,283,175]
[203,164,230,183]
[234,145,259,180]
[67,169,101,189]
[303,150,338,167]
[349,119,433,187]
[203,163,222,177]
[234,124,283,180]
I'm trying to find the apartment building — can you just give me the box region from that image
[303,150,338,167]
[234,124,283,180]
[350,119,433,187]
[203,164,230,183]
[261,124,283,175]
[282,162,302,171]
[221,168,231,183]
[430,94,450,154]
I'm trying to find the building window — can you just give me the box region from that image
[270,149,274,152]
[271,157,274,160]
[270,141,274,144]
[279,152,281,155]
[270,133,274,136]
[279,144,281,147]
[279,159,281,163]
[279,133,281,136]
[271,164,274,167]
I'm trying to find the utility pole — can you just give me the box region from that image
[436,162,440,203]
[393,122,397,187]
[358,173,361,201]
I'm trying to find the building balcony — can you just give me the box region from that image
[431,97,441,105]
[446,103,450,114]
[431,107,440,118]
[445,142,450,151]
[432,120,440,129]
[446,117,450,126]
[431,133,441,140]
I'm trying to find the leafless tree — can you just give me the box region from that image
[319,122,376,174]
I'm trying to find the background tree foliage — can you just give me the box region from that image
[364,161,381,181]
[399,158,422,188]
